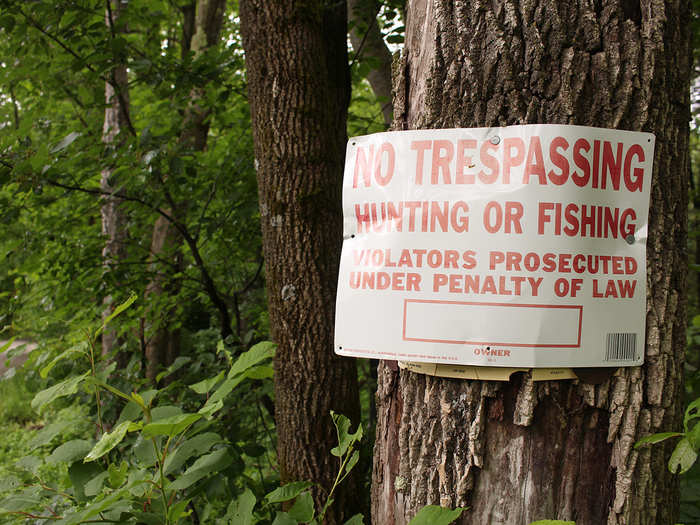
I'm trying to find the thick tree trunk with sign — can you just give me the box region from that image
[239,1,362,523]
[372,2,690,525]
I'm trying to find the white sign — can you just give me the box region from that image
[334,125,654,368]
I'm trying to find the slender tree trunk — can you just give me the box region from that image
[101,0,131,356]
[240,2,362,522]
[347,0,394,127]
[144,0,226,383]
[372,2,691,525]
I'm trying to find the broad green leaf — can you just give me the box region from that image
[40,343,87,378]
[14,455,42,475]
[48,439,93,464]
[200,374,248,413]
[95,292,137,337]
[408,505,465,525]
[669,437,698,474]
[272,511,298,525]
[168,498,192,522]
[331,411,363,457]
[0,475,21,492]
[133,435,159,467]
[246,364,273,380]
[151,405,183,421]
[266,481,314,503]
[108,461,129,488]
[50,131,81,153]
[28,419,74,450]
[31,372,89,411]
[689,423,700,450]
[69,462,104,501]
[142,413,201,438]
[156,356,192,382]
[168,448,234,491]
[62,487,132,524]
[224,489,256,525]
[635,432,684,449]
[344,449,360,475]
[344,514,365,525]
[199,398,224,418]
[0,495,43,512]
[686,397,700,431]
[84,471,109,497]
[189,370,225,394]
[288,490,314,522]
[228,341,275,379]
[85,421,132,462]
[163,432,223,475]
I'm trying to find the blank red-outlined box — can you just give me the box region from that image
[402,299,583,348]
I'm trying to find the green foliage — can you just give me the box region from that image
[635,398,700,474]
[0,298,278,524]
[408,505,465,525]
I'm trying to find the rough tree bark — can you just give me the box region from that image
[372,2,690,525]
[347,0,394,127]
[239,1,362,522]
[144,0,226,383]
[101,0,131,356]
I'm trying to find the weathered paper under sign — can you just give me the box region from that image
[334,125,654,368]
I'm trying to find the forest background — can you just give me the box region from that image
[0,0,698,524]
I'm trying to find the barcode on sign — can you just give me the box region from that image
[605,333,637,361]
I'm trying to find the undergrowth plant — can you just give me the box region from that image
[0,294,467,524]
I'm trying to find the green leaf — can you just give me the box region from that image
[331,411,363,457]
[224,489,256,525]
[344,449,360,475]
[344,514,365,525]
[14,455,42,475]
[40,343,87,378]
[31,372,89,411]
[95,292,137,337]
[288,490,314,522]
[685,397,700,431]
[669,437,698,474]
[266,481,314,503]
[199,398,224,418]
[108,461,129,488]
[635,432,684,449]
[50,131,81,153]
[189,370,225,394]
[28,419,74,450]
[156,356,192,382]
[168,498,192,522]
[272,511,298,525]
[142,413,202,438]
[133,435,159,467]
[0,475,21,492]
[69,462,104,501]
[408,505,465,525]
[48,439,93,464]
[228,341,275,379]
[163,432,223,475]
[168,448,234,491]
[85,421,132,462]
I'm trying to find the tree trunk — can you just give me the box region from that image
[372,2,691,525]
[239,1,362,522]
[100,0,131,356]
[144,0,226,383]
